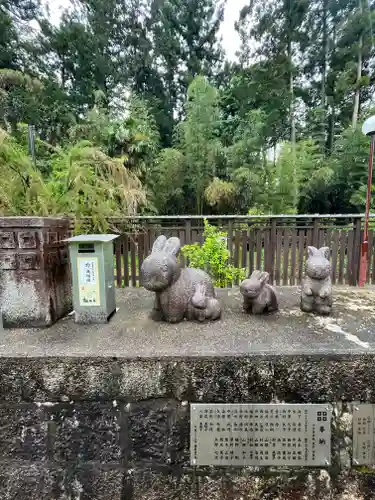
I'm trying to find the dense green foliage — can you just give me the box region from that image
[181,219,246,287]
[1,0,375,225]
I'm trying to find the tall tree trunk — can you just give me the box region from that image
[288,36,297,209]
[328,15,337,154]
[320,0,328,154]
[328,108,335,153]
[352,0,363,128]
[288,40,296,149]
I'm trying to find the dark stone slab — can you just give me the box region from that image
[50,403,122,463]
[129,399,174,464]
[0,464,63,500]
[130,469,375,500]
[131,470,194,500]
[129,399,189,467]
[63,465,125,500]
[0,358,171,402]
[0,464,125,500]
[0,404,47,460]
[273,356,375,403]
[2,287,375,357]
[2,356,375,405]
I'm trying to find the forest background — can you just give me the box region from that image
[1,0,375,231]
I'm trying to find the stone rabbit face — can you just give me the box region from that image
[305,246,331,280]
[240,270,269,298]
[141,235,181,291]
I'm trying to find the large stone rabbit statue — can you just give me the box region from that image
[301,246,332,315]
[141,235,221,323]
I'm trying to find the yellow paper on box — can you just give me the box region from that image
[77,257,100,306]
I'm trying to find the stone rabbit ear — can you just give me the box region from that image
[307,246,318,258]
[319,247,330,260]
[152,235,167,253]
[163,237,181,257]
[259,271,269,284]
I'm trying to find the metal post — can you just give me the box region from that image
[359,134,375,287]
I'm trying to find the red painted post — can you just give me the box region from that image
[359,134,375,287]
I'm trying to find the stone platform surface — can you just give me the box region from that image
[1,286,375,357]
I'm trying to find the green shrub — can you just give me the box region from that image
[181,219,246,287]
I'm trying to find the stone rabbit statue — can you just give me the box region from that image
[240,270,278,315]
[188,282,221,322]
[301,246,332,315]
[141,235,221,323]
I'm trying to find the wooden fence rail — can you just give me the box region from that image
[75,214,375,287]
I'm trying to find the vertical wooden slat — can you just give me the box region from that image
[298,230,305,284]
[331,231,339,285]
[283,229,290,285]
[318,229,325,249]
[123,233,129,287]
[228,220,233,261]
[198,223,204,245]
[185,219,191,245]
[256,230,262,270]
[353,218,362,285]
[269,219,277,284]
[138,233,145,284]
[338,231,346,284]
[306,227,313,249]
[325,229,332,249]
[263,229,270,273]
[191,229,199,243]
[149,227,156,253]
[179,228,186,268]
[367,231,373,283]
[346,230,354,285]
[234,230,241,285]
[290,230,297,285]
[241,230,248,271]
[313,218,320,247]
[248,230,255,277]
[275,230,282,285]
[144,224,150,256]
[130,235,137,286]
[115,237,122,287]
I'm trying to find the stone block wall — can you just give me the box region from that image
[1,355,375,499]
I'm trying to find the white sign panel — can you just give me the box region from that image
[77,257,100,306]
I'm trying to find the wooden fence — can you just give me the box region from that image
[77,214,375,287]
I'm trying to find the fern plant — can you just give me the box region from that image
[0,130,147,233]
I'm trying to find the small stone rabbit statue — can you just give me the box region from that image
[301,246,332,315]
[141,235,221,323]
[240,270,278,315]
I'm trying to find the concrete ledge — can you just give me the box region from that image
[2,286,375,357]
[1,287,375,499]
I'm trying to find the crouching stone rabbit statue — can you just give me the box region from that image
[240,270,278,314]
[141,235,221,323]
[301,246,332,315]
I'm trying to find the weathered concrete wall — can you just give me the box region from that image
[1,355,375,499]
[0,217,72,327]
